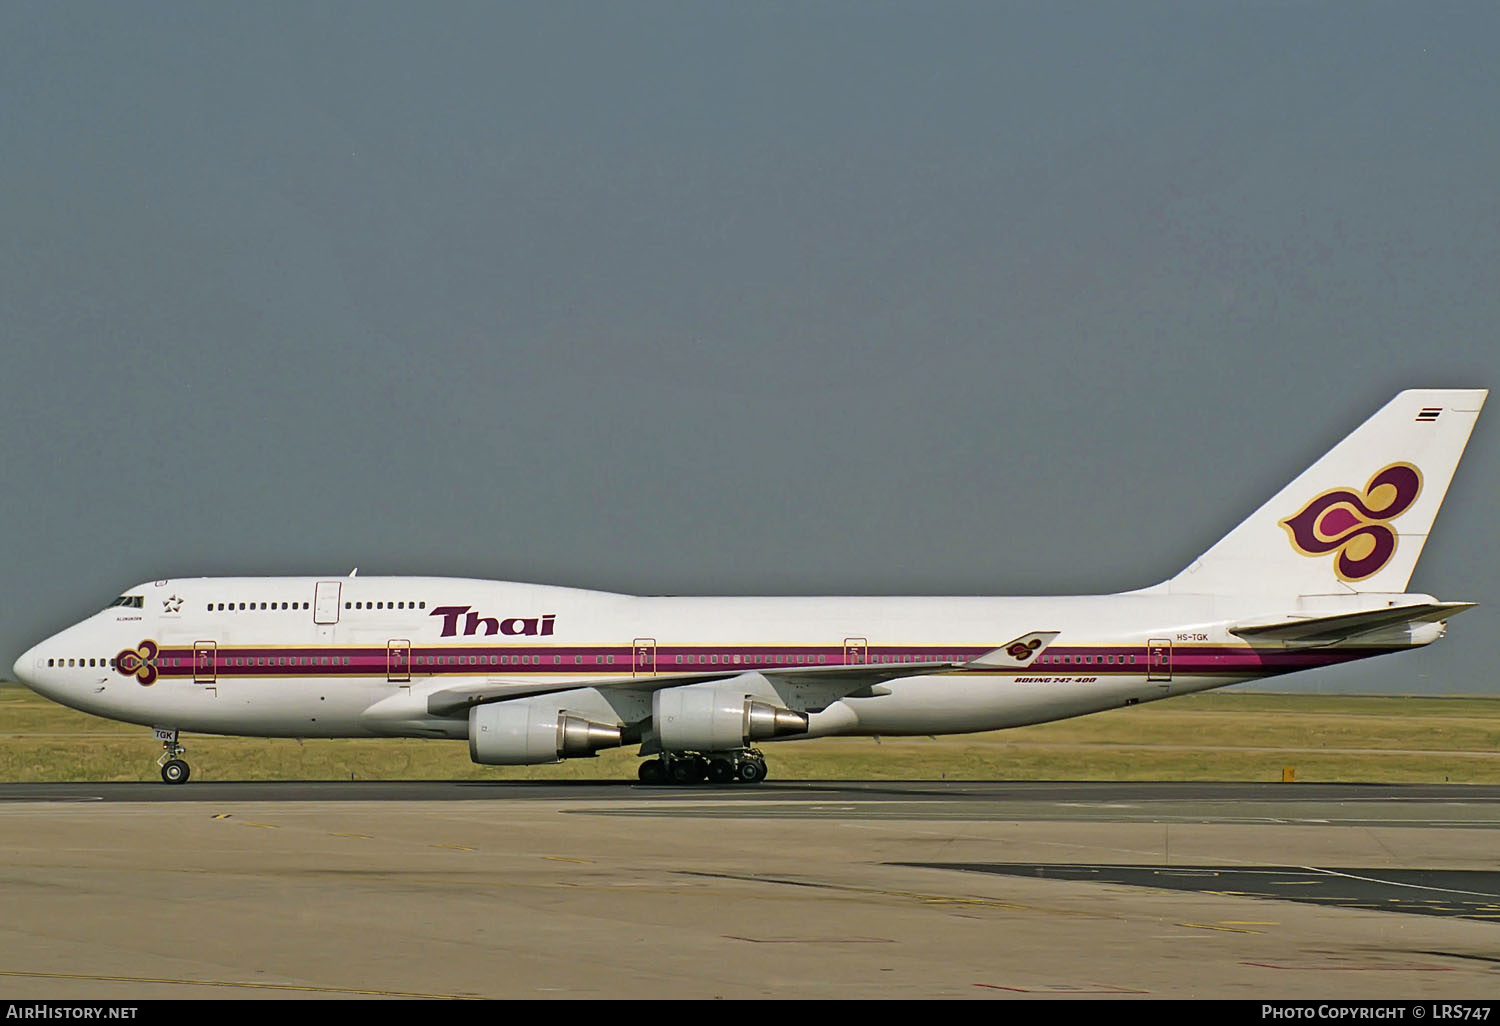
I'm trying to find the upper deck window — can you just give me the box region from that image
[109,596,144,609]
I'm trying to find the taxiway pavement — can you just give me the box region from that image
[2,781,1497,999]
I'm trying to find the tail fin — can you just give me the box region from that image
[1166,388,1486,596]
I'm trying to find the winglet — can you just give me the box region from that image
[967,631,1060,669]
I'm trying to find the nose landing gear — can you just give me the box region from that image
[156,729,191,784]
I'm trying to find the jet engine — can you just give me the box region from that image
[469,699,623,765]
[654,683,808,752]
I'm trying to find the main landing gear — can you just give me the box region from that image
[157,730,191,785]
[638,749,767,786]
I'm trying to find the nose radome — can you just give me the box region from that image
[12,646,36,685]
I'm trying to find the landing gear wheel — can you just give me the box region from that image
[156,730,189,785]
[706,759,734,784]
[669,757,706,785]
[638,759,666,784]
[736,759,766,784]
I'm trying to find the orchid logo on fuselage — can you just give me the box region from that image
[1278,463,1423,582]
[116,639,160,686]
[429,606,556,638]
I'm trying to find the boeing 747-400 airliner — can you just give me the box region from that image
[13,389,1486,784]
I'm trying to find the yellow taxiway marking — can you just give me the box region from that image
[1220,921,1278,925]
[1179,922,1262,934]
[432,843,474,851]
[332,832,372,839]
[544,856,591,864]
[211,814,231,820]
[975,982,1150,994]
[242,822,277,829]
[0,969,474,999]
[679,871,1108,918]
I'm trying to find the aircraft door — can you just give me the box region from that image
[843,638,869,664]
[314,581,342,625]
[633,638,657,678]
[193,641,217,685]
[387,639,411,683]
[1146,639,1172,688]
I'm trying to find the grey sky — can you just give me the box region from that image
[3,3,1496,694]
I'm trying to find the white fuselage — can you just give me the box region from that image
[13,576,1440,745]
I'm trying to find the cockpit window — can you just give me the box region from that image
[109,595,144,609]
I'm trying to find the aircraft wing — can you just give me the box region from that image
[425,661,955,717]
[425,631,1060,717]
[1228,602,1476,645]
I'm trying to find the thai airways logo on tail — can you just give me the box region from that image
[1278,463,1423,582]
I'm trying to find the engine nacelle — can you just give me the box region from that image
[469,700,623,765]
[655,684,809,752]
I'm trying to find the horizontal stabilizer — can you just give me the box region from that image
[1229,602,1475,645]
[966,631,1060,669]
